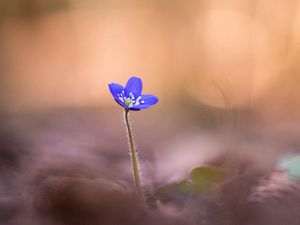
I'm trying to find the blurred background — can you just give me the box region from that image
[0,0,299,116]
[1,0,300,224]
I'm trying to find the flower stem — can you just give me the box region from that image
[124,109,145,204]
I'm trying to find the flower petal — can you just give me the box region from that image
[114,99,127,108]
[108,83,124,98]
[124,76,143,98]
[130,94,158,110]
[108,83,127,107]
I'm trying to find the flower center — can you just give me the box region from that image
[125,98,132,106]
[118,92,145,108]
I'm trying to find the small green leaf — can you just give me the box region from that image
[189,166,224,193]
[279,155,300,179]
[154,166,225,204]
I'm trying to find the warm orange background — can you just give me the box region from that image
[0,0,300,123]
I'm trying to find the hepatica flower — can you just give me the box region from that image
[108,76,158,206]
[108,76,158,111]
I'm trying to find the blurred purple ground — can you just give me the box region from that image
[1,105,300,225]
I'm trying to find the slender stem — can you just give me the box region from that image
[124,109,145,204]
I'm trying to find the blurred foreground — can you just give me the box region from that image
[1,105,300,225]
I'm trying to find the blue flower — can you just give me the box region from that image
[108,76,158,111]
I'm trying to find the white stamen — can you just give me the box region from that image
[117,91,144,108]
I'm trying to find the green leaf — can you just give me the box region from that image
[189,166,224,193]
[154,166,225,204]
[279,155,300,179]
